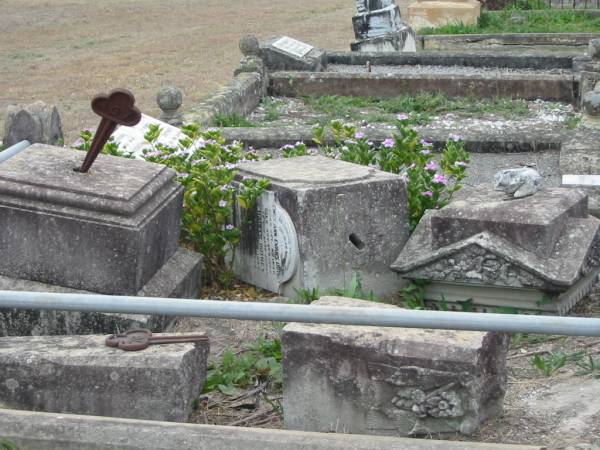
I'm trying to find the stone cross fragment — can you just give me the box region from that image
[78,88,141,173]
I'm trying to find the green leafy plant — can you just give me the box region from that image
[212,113,256,128]
[73,128,134,158]
[142,123,270,286]
[576,355,600,378]
[0,440,19,450]
[531,351,567,376]
[203,337,283,395]
[293,287,321,304]
[280,141,318,158]
[261,97,283,122]
[330,272,379,301]
[312,117,469,230]
[401,279,429,310]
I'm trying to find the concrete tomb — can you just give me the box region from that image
[352,0,416,52]
[233,155,410,297]
[283,297,509,436]
[0,144,202,335]
[260,36,327,72]
[0,333,208,422]
[392,187,600,314]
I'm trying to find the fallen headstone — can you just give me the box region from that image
[282,296,509,436]
[233,156,410,297]
[494,167,542,198]
[260,36,327,71]
[0,333,208,422]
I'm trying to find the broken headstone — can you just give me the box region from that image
[494,167,542,198]
[260,36,327,71]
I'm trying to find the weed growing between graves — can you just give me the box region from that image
[309,118,469,230]
[203,337,283,395]
[260,97,284,122]
[212,114,257,128]
[302,94,533,125]
[0,441,18,450]
[141,124,270,287]
[420,7,600,34]
[74,129,134,158]
[292,287,321,304]
[531,350,585,376]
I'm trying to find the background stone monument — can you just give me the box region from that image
[351,0,416,52]
[3,101,63,148]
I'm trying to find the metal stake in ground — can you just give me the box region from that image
[77,88,141,173]
[105,328,209,351]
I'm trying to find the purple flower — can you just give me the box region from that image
[420,139,433,148]
[396,113,409,121]
[219,185,230,192]
[421,149,431,156]
[367,141,374,147]
[449,134,462,142]
[422,191,433,197]
[225,163,236,170]
[218,200,227,208]
[455,161,468,167]
[425,161,438,171]
[433,173,448,185]
[355,131,365,139]
[382,138,395,148]
[225,224,234,230]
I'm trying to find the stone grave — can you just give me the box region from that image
[283,296,509,436]
[0,143,202,335]
[406,0,481,32]
[351,0,416,52]
[260,36,327,71]
[233,155,410,297]
[392,187,600,314]
[3,101,63,148]
[0,333,208,422]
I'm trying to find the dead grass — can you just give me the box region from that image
[0,0,355,144]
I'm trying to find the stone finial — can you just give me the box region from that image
[3,101,63,148]
[156,85,183,126]
[239,35,260,56]
[494,167,542,198]
[589,38,600,59]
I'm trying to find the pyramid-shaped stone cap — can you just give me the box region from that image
[0,144,177,218]
[392,187,600,292]
[431,188,587,258]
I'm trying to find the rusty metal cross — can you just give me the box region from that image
[77,88,142,173]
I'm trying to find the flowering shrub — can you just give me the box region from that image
[280,141,318,158]
[141,123,270,286]
[73,129,134,158]
[312,117,469,230]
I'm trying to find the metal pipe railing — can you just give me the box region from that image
[0,290,599,336]
[0,140,32,163]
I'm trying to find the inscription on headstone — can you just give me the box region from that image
[272,36,314,59]
[235,191,299,293]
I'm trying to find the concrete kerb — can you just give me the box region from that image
[418,32,600,50]
[0,409,545,450]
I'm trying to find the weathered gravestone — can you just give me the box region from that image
[233,156,410,297]
[352,0,416,52]
[283,297,509,436]
[392,187,600,314]
[0,333,208,422]
[3,101,63,148]
[260,36,327,71]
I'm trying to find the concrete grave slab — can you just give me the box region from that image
[0,144,185,295]
[0,409,545,450]
[0,333,209,422]
[233,156,410,297]
[260,36,327,71]
[392,187,600,313]
[282,296,509,436]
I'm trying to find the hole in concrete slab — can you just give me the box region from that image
[349,233,365,251]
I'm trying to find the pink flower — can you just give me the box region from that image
[449,134,461,142]
[218,200,227,208]
[422,191,433,197]
[382,138,395,148]
[455,161,468,167]
[225,224,234,230]
[355,131,365,139]
[425,161,438,171]
[421,149,431,156]
[420,139,433,148]
[433,173,448,185]
[396,113,409,121]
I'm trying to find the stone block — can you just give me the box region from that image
[406,0,480,32]
[233,156,410,297]
[282,296,509,436]
[2,101,63,148]
[350,30,417,52]
[260,36,327,72]
[393,187,600,314]
[0,144,183,295]
[0,333,209,422]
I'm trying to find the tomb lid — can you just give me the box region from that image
[0,144,176,216]
[430,187,587,258]
[236,155,380,185]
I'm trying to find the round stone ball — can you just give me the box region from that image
[583,90,600,117]
[589,39,600,59]
[156,85,182,112]
[239,35,260,56]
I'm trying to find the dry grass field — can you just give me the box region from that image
[0,0,355,144]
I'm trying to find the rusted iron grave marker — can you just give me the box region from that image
[105,328,209,351]
[77,88,142,173]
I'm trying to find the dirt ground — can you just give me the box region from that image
[0,0,354,144]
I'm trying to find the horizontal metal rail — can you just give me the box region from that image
[0,290,599,336]
[0,140,31,163]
